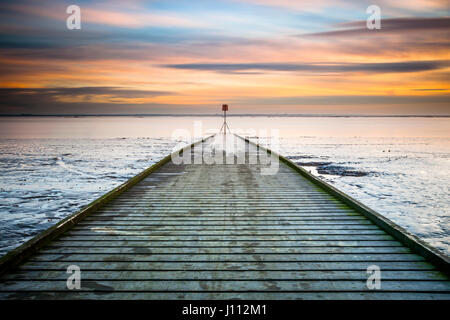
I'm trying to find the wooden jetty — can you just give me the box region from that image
[0,134,449,299]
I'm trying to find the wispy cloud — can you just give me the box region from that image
[303,17,450,37]
[0,87,176,104]
[233,94,450,105]
[163,60,450,74]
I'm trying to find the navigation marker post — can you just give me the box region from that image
[219,104,231,135]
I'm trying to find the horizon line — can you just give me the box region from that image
[1,113,449,118]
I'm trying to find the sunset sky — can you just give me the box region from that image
[0,0,449,115]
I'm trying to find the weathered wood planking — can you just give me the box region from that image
[0,134,449,300]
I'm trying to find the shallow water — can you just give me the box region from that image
[0,116,449,256]
[277,136,450,255]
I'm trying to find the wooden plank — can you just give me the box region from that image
[14,260,439,271]
[65,225,383,230]
[89,210,360,215]
[83,216,367,221]
[39,246,412,254]
[1,291,448,300]
[3,270,447,281]
[85,213,363,218]
[1,280,449,292]
[48,240,403,247]
[28,253,425,262]
[57,234,395,241]
[77,217,370,223]
[75,220,374,226]
[113,197,343,200]
[69,228,387,235]
[100,205,351,209]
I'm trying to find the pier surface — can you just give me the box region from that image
[0,135,449,299]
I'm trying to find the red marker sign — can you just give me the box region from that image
[222,104,228,112]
